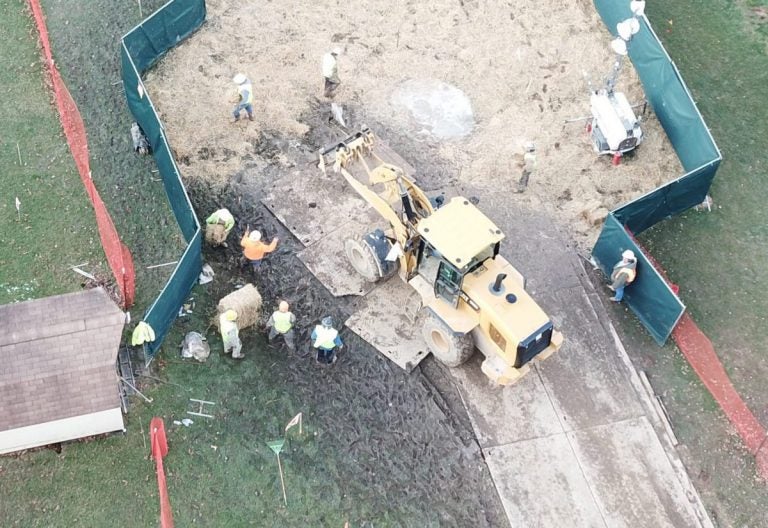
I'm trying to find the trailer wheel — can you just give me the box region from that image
[421,312,474,367]
[344,237,382,283]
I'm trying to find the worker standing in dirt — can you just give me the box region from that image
[266,300,296,351]
[240,228,279,273]
[609,249,637,302]
[322,48,342,98]
[311,316,343,365]
[205,208,235,247]
[232,73,254,122]
[516,142,536,193]
[219,309,243,359]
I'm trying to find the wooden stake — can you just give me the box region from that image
[16,143,22,165]
[146,261,178,269]
[276,453,288,506]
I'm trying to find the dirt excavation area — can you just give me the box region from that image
[146,0,681,248]
[140,0,686,524]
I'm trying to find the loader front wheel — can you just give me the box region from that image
[344,237,381,283]
[421,312,474,367]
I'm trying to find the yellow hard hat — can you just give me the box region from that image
[224,309,238,321]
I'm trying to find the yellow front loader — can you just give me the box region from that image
[319,128,563,385]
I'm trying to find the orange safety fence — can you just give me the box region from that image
[27,0,135,307]
[150,417,174,528]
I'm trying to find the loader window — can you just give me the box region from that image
[434,261,462,307]
[466,242,500,274]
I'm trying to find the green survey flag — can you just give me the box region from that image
[267,439,285,455]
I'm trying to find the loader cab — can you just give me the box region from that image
[416,197,505,307]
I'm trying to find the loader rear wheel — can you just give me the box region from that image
[344,237,382,283]
[421,312,474,367]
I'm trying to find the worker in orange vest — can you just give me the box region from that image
[609,249,637,302]
[241,228,278,272]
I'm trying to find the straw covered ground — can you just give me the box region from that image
[146,0,682,247]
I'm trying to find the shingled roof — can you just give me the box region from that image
[0,288,125,435]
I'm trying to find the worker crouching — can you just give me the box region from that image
[205,208,235,247]
[267,301,296,351]
[219,309,243,359]
[311,316,343,365]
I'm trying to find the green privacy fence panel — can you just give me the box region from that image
[121,0,207,355]
[153,134,199,241]
[591,1,721,344]
[121,45,165,167]
[593,215,685,345]
[613,160,720,234]
[144,232,202,355]
[122,0,206,72]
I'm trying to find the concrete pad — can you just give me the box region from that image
[345,278,428,372]
[536,284,645,432]
[297,218,379,297]
[569,417,702,528]
[262,170,371,246]
[451,357,563,446]
[484,433,606,528]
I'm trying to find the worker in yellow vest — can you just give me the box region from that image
[219,309,243,359]
[267,300,296,351]
[311,316,343,364]
[609,249,637,302]
[232,73,254,122]
[205,208,235,247]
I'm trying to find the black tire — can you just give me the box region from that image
[421,311,474,367]
[344,237,381,282]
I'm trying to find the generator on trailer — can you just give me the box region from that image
[318,128,563,385]
[587,0,647,164]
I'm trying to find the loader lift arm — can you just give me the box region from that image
[318,128,434,278]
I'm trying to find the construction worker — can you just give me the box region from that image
[205,208,235,246]
[311,316,343,364]
[232,73,254,122]
[219,309,243,359]
[517,142,536,192]
[240,228,278,272]
[266,300,296,351]
[609,249,637,302]
[322,48,342,98]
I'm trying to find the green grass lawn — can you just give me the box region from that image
[0,0,105,303]
[624,0,768,525]
[642,0,768,426]
[38,0,188,310]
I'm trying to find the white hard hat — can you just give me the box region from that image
[524,141,536,152]
[622,249,636,261]
[249,230,262,242]
[233,73,247,85]
[331,47,342,56]
[278,300,289,312]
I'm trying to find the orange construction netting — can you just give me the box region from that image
[28,0,135,307]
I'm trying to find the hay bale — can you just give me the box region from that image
[586,206,609,226]
[205,223,228,246]
[217,284,262,330]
